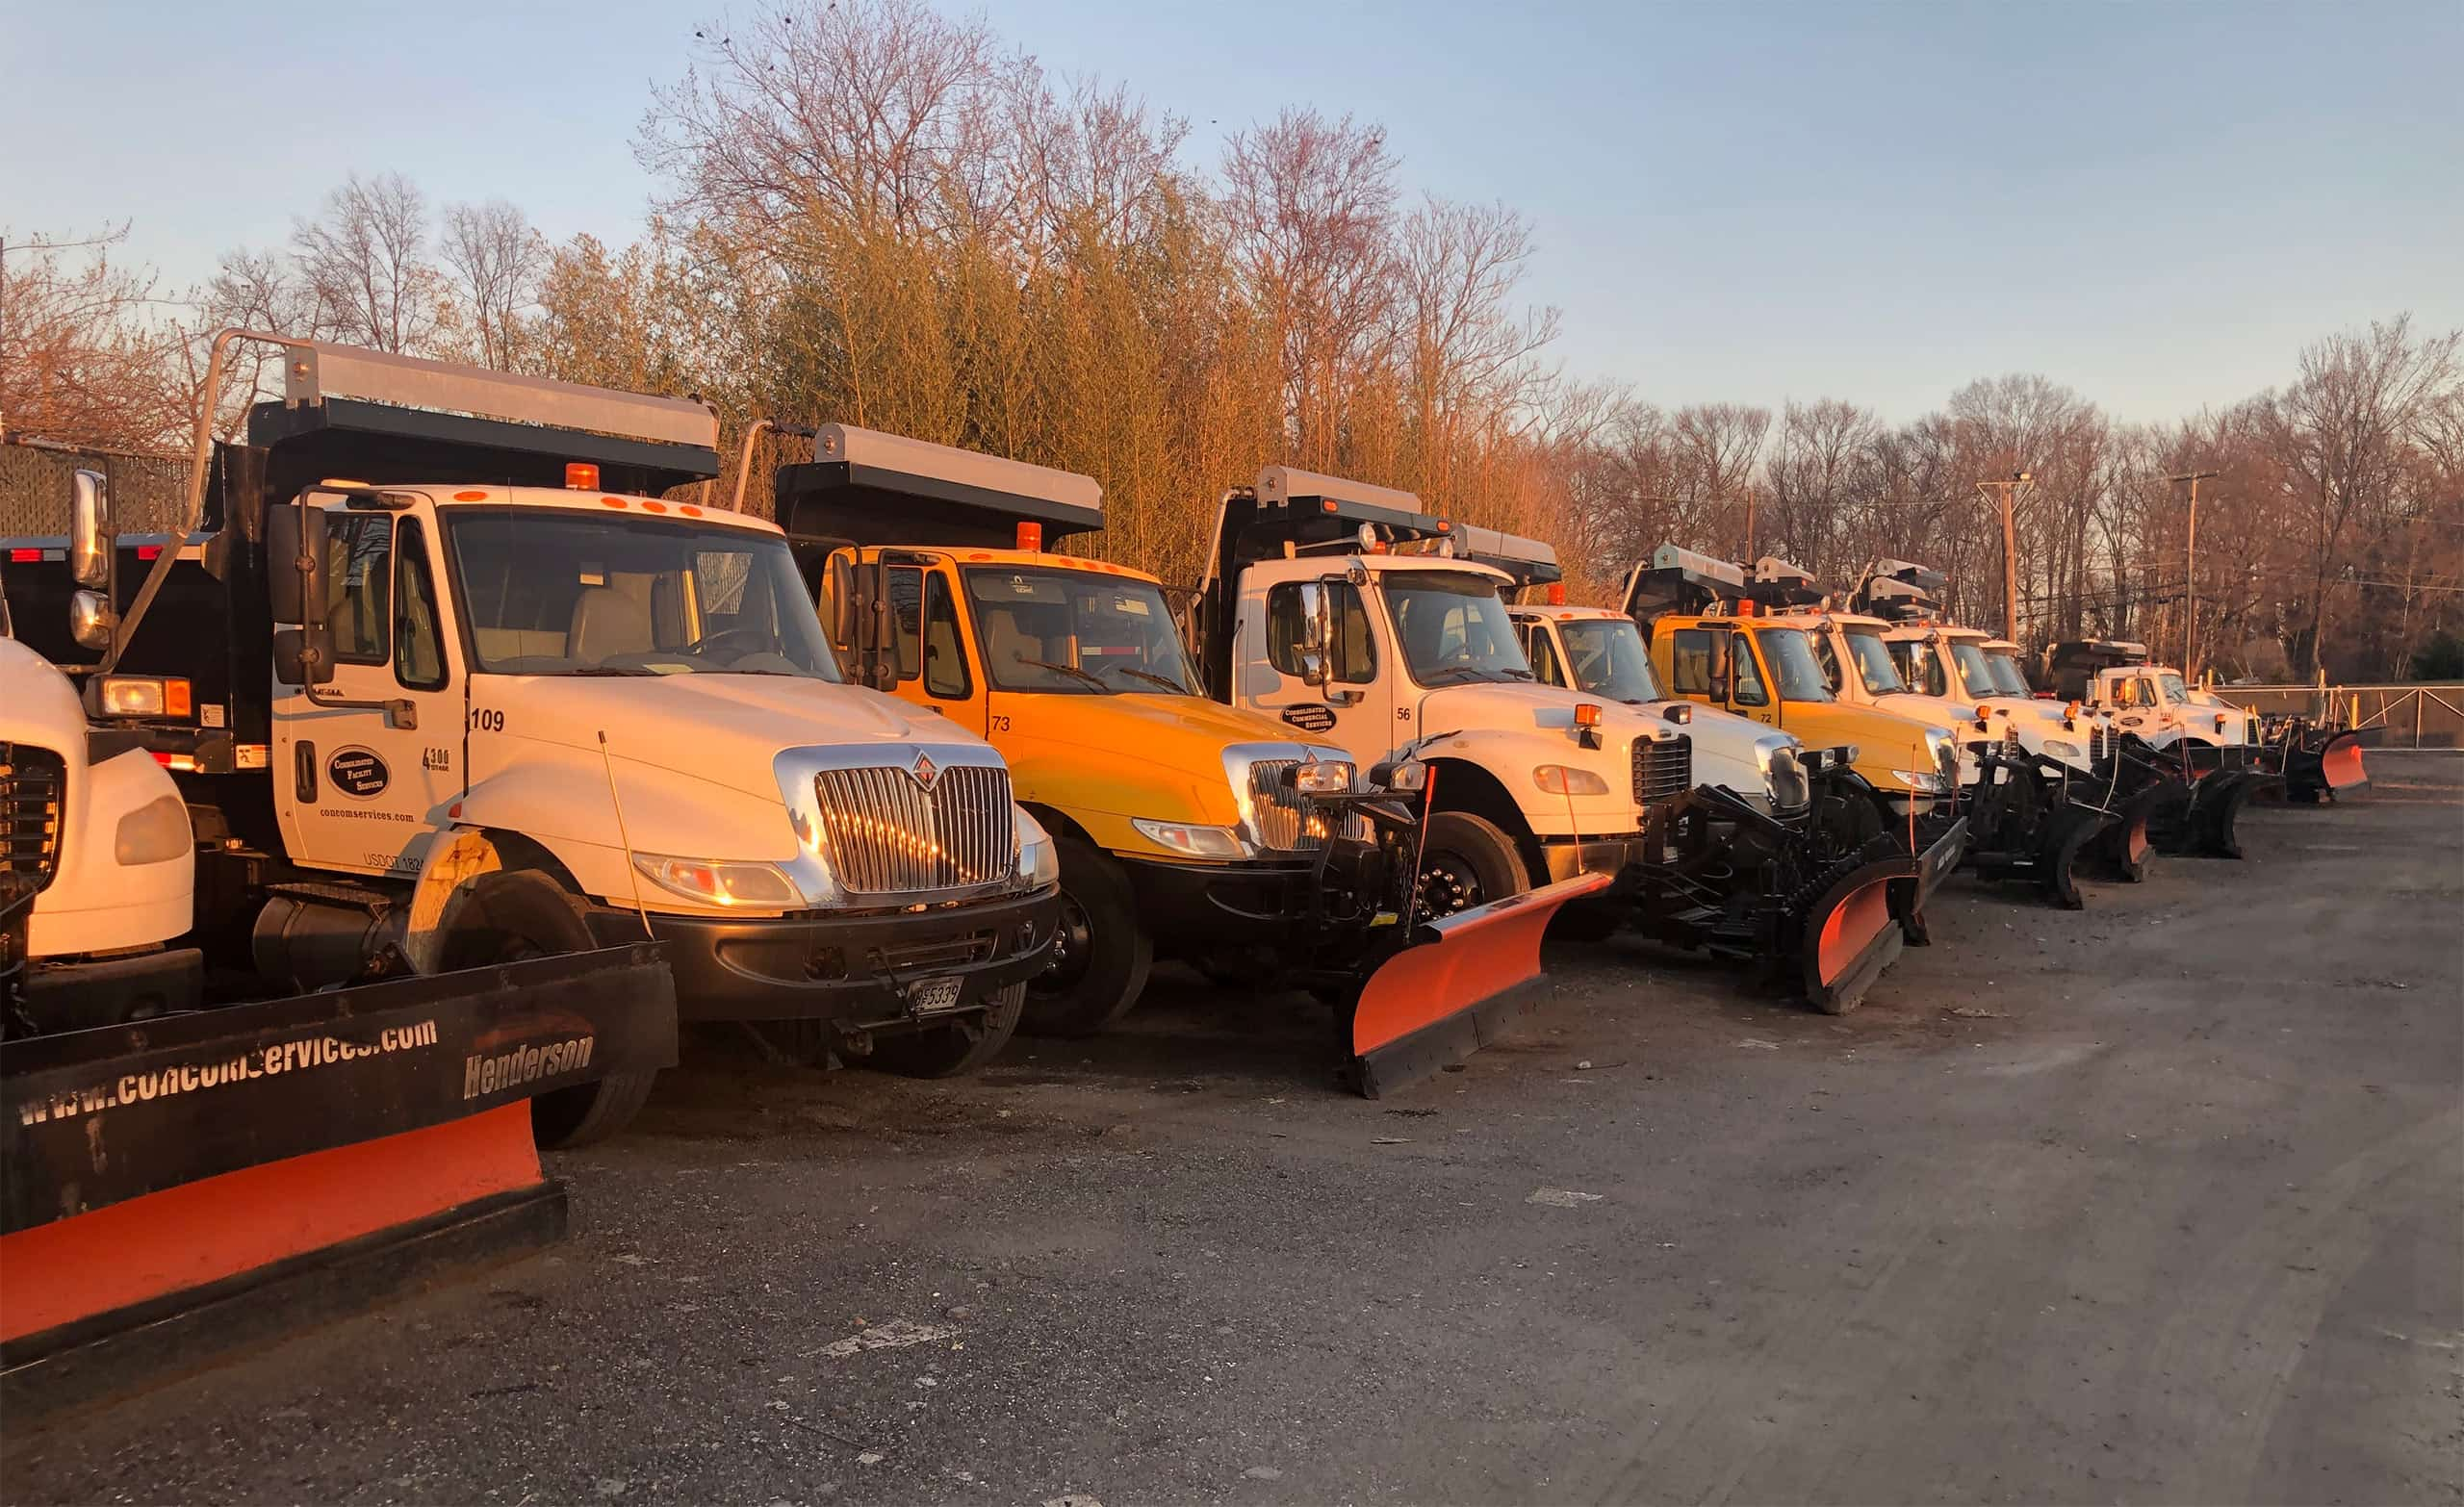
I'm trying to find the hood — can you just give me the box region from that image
[1410,679,1680,745]
[1014,690,1322,756]
[0,636,88,748]
[492,672,991,801]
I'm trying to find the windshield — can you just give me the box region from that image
[1385,570,1532,685]
[1946,639,2000,700]
[965,566,1196,695]
[2158,672,2191,706]
[1983,651,2032,698]
[1754,627,1834,702]
[1840,629,1909,695]
[447,511,842,678]
[1559,618,1663,702]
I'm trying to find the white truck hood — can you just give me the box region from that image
[490,673,991,802]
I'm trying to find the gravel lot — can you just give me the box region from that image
[8,754,2460,1505]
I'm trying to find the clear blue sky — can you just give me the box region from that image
[5,0,2456,424]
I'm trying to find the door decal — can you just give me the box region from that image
[1281,704,1337,733]
[326,747,392,799]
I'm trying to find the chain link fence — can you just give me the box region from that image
[0,444,190,537]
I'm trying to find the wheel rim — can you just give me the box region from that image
[1419,853,1485,917]
[1034,889,1094,996]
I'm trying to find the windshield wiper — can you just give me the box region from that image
[1497,667,1535,680]
[1014,656,1110,692]
[565,666,658,677]
[1112,666,1189,693]
[1417,665,1492,685]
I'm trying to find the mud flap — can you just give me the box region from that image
[1,945,675,1405]
[1342,873,1612,1098]
[2189,768,2274,858]
[2036,805,2110,910]
[1802,855,1919,1015]
[1888,815,1968,948]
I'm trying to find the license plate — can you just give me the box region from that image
[909,977,964,1014]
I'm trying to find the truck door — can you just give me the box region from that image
[1522,620,1568,690]
[1722,627,1781,728]
[274,506,465,880]
[1235,570,1398,764]
[871,559,984,731]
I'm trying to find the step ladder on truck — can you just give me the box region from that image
[1618,546,1970,948]
[759,425,1545,1094]
[1,335,1068,1404]
[1188,471,1924,1016]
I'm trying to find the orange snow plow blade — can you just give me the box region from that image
[1343,872,1613,1098]
[2310,731,2371,798]
[1802,853,1920,1015]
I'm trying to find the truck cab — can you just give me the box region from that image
[2043,640,2254,748]
[1621,549,1960,819]
[772,426,1402,1041]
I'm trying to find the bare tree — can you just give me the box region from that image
[291,172,441,354]
[0,225,190,449]
[441,200,547,370]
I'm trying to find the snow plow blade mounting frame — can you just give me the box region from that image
[1343,872,1613,1098]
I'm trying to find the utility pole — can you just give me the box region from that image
[1742,482,1758,565]
[2169,470,2219,678]
[1975,470,2033,643]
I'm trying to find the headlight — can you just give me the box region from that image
[1287,758,1354,796]
[1532,764,1610,797]
[114,793,192,865]
[2043,738,2083,759]
[1131,819,1249,859]
[632,854,803,907]
[1014,806,1059,888]
[1891,769,1945,793]
[1373,758,1427,793]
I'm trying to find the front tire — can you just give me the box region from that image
[437,869,659,1150]
[1417,810,1528,918]
[867,982,1026,1078]
[1019,836,1151,1037]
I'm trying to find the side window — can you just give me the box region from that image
[1811,632,1841,692]
[325,512,393,665]
[1526,625,1564,687]
[922,573,969,699]
[1267,582,1376,684]
[394,518,448,691]
[886,566,924,681]
[1669,627,1712,695]
[1730,633,1769,706]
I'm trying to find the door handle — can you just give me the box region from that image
[295,740,319,803]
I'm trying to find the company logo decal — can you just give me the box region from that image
[1280,704,1337,733]
[908,752,940,789]
[327,746,391,799]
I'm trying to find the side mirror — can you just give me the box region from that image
[1707,676,1729,702]
[826,552,859,650]
[266,503,335,687]
[265,502,330,630]
[70,469,114,590]
[1296,648,1330,688]
[70,589,117,651]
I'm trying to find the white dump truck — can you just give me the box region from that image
[7,337,1061,1127]
[1186,470,1921,1013]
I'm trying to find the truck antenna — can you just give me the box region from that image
[598,730,655,937]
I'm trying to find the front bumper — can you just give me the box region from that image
[1118,837,1391,945]
[589,888,1059,1028]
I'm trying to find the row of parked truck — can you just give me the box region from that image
[0,335,2374,1404]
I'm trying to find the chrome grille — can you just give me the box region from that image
[812,763,1014,895]
[1631,734,1693,806]
[1245,760,1312,851]
[2,743,67,896]
[2090,725,2112,764]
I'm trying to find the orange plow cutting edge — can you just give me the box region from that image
[1802,853,1921,1015]
[1342,872,1614,1098]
